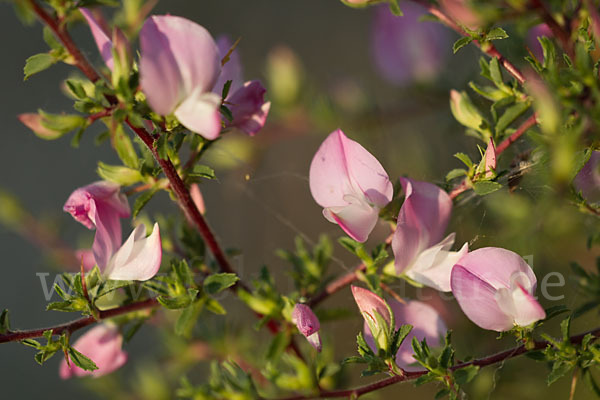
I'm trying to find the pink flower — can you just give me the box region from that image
[80,8,114,70]
[371,3,449,86]
[215,37,270,136]
[364,299,446,370]
[59,324,127,379]
[139,15,222,139]
[527,23,552,61]
[75,249,96,272]
[64,181,130,272]
[392,178,468,291]
[64,182,162,281]
[573,151,600,203]
[439,0,481,31]
[292,304,322,351]
[451,247,546,331]
[309,130,393,242]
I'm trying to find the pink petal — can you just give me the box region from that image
[63,181,130,229]
[174,91,222,139]
[226,80,270,136]
[452,247,538,291]
[574,151,600,203]
[292,304,321,337]
[324,194,380,242]
[139,16,185,115]
[451,265,514,331]
[404,235,469,292]
[190,184,206,215]
[18,113,60,139]
[351,285,391,328]
[214,35,243,95]
[92,201,124,271]
[393,178,452,273]
[371,3,449,86]
[511,285,546,326]
[104,223,162,281]
[527,23,552,61]
[306,332,322,352]
[80,8,114,70]
[59,324,127,379]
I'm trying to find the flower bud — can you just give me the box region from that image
[351,286,392,351]
[292,304,322,351]
[18,113,63,140]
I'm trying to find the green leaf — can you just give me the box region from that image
[204,273,239,295]
[189,165,216,180]
[453,37,473,54]
[488,57,504,88]
[113,124,139,168]
[132,188,159,218]
[446,168,467,181]
[97,162,143,186]
[454,153,474,168]
[266,331,290,361]
[175,302,202,337]
[221,80,233,99]
[454,365,479,385]
[156,133,170,160]
[65,79,87,99]
[68,347,98,372]
[486,27,509,41]
[24,53,56,80]
[547,361,572,385]
[174,260,194,287]
[472,181,502,195]
[205,297,226,315]
[39,110,85,134]
[495,102,530,134]
[388,0,402,16]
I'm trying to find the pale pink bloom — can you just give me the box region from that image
[573,151,600,203]
[372,3,449,86]
[364,299,446,370]
[527,23,552,61]
[451,247,546,331]
[292,304,322,351]
[64,181,130,272]
[80,8,114,70]
[215,37,270,136]
[59,324,127,379]
[309,130,393,242]
[140,15,222,139]
[484,138,496,178]
[103,223,162,281]
[64,182,162,281]
[351,285,391,332]
[392,178,468,291]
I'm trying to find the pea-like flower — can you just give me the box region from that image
[309,129,393,242]
[292,304,322,351]
[351,285,392,350]
[392,178,468,291]
[139,15,222,139]
[64,181,162,281]
[59,324,127,379]
[451,247,546,331]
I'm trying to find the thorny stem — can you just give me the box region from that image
[271,327,600,400]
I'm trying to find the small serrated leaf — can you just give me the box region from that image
[453,37,473,54]
[204,273,239,295]
[24,53,56,80]
[68,346,98,371]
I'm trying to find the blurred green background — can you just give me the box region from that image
[1,0,599,398]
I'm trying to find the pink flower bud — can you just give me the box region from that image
[292,304,322,351]
[484,138,496,178]
[392,178,468,291]
[80,8,114,70]
[60,324,127,379]
[451,247,546,331]
[190,184,206,215]
[351,286,391,343]
[18,113,61,140]
[527,23,552,61]
[309,130,393,242]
